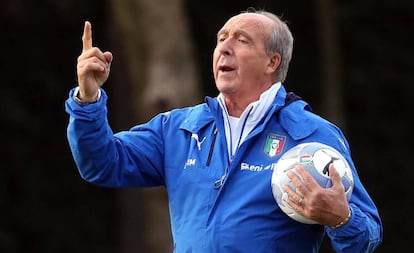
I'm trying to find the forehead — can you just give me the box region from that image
[218,13,273,37]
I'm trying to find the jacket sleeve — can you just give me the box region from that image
[324,126,383,253]
[65,88,165,188]
[280,101,383,252]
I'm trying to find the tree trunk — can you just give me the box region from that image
[108,0,202,252]
[315,0,345,128]
[315,3,346,252]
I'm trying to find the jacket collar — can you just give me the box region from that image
[178,102,216,133]
[179,84,316,141]
[179,85,288,133]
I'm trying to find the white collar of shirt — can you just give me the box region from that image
[217,82,281,160]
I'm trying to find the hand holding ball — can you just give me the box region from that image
[271,142,354,224]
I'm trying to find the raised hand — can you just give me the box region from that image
[76,21,113,102]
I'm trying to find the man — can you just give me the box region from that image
[66,9,382,252]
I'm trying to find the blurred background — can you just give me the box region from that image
[1,0,413,252]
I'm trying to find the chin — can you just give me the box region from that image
[216,83,232,94]
[218,88,238,97]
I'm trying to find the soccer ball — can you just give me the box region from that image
[271,142,354,224]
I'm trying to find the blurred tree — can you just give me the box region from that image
[108,0,202,252]
[315,0,345,129]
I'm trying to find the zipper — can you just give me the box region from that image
[206,127,218,166]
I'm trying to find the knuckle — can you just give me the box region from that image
[91,47,101,54]
[307,207,318,218]
[312,189,324,199]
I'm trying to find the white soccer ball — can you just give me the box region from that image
[271,142,354,224]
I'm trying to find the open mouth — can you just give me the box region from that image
[218,65,235,72]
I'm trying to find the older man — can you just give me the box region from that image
[66,9,382,252]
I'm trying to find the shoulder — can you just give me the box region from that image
[162,103,211,122]
[142,102,214,133]
[278,100,342,141]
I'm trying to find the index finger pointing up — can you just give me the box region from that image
[82,21,92,52]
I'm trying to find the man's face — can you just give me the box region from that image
[213,13,276,98]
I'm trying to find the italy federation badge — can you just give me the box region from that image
[264,134,286,158]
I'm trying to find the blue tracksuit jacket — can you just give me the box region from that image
[65,85,382,252]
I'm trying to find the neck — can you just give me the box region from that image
[222,96,253,117]
[221,83,273,117]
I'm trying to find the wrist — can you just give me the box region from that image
[73,87,101,104]
[332,209,351,229]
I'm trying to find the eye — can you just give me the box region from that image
[237,35,250,44]
[217,35,227,43]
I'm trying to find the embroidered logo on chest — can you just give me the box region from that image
[264,133,286,157]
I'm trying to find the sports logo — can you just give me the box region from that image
[191,133,206,151]
[264,134,286,158]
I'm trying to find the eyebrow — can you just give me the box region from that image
[217,29,228,37]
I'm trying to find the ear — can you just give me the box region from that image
[266,53,281,75]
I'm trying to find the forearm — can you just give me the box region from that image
[66,88,119,185]
[65,88,165,187]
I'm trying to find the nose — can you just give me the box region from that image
[218,39,233,56]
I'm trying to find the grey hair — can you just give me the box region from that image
[243,8,294,83]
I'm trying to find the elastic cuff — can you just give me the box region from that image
[73,87,101,105]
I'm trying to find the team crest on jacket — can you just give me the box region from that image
[264,133,286,157]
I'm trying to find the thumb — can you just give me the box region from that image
[329,163,344,189]
[104,51,113,63]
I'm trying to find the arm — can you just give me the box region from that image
[284,124,382,252]
[65,22,165,187]
[65,88,166,187]
[325,131,383,253]
[325,157,383,253]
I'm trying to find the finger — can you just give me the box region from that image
[283,185,303,210]
[286,170,302,190]
[287,166,312,194]
[329,164,344,189]
[286,198,302,211]
[283,179,306,207]
[78,48,108,63]
[295,165,319,189]
[283,183,301,199]
[78,61,106,73]
[82,21,93,52]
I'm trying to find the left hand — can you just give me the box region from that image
[283,163,350,227]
